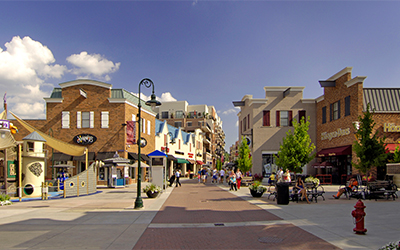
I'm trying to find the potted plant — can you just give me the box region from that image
[305,176,320,187]
[0,194,12,206]
[143,183,162,198]
[249,181,267,197]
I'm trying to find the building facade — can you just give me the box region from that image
[233,87,317,177]
[153,101,225,168]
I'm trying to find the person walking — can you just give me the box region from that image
[236,169,242,189]
[175,170,181,187]
[229,173,237,191]
[219,168,225,184]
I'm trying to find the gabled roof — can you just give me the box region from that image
[363,88,400,113]
[23,131,46,142]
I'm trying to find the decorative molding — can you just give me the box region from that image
[59,79,112,89]
[344,76,367,88]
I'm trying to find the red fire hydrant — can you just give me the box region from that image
[351,199,367,234]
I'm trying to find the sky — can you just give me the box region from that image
[1,1,400,151]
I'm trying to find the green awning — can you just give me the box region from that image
[176,158,190,164]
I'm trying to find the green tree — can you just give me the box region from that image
[216,158,222,171]
[353,103,387,174]
[275,116,315,173]
[237,136,252,174]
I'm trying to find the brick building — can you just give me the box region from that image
[12,79,158,185]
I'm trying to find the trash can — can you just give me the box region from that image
[276,182,290,205]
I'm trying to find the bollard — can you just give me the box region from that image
[351,199,367,234]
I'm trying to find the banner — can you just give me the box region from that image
[126,121,136,145]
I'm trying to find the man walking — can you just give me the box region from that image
[175,170,181,187]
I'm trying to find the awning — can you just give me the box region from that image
[128,153,150,161]
[317,145,352,157]
[386,144,399,153]
[312,161,333,168]
[187,159,195,164]
[131,162,150,168]
[167,154,177,161]
[196,160,204,165]
[52,153,73,161]
[73,152,95,161]
[96,152,116,160]
[176,158,190,164]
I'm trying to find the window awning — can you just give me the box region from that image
[52,153,72,161]
[312,161,333,168]
[176,158,190,164]
[317,145,352,157]
[73,152,95,161]
[187,159,195,164]
[128,153,150,162]
[167,154,177,161]
[385,144,399,153]
[196,160,204,165]
[96,152,116,160]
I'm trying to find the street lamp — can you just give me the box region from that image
[134,78,161,209]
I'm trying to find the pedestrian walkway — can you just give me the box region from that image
[134,180,340,249]
[0,179,399,249]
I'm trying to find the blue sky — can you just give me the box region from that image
[1,1,400,151]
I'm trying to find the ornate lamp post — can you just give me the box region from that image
[134,78,161,209]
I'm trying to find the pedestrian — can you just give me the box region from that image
[212,168,218,183]
[219,168,225,183]
[201,167,208,184]
[175,170,181,187]
[197,168,202,183]
[229,174,237,191]
[168,173,175,187]
[236,169,242,189]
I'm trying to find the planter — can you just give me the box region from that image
[250,189,264,197]
[146,191,160,198]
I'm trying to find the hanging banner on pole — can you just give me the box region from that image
[126,121,136,145]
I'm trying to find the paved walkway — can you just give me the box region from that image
[0,178,399,249]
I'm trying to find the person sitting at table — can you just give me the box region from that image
[295,177,310,204]
[333,176,358,199]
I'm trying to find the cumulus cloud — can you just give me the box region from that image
[0,36,67,118]
[221,107,240,115]
[132,91,177,103]
[67,51,120,81]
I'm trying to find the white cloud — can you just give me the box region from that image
[0,36,67,119]
[132,92,177,103]
[221,107,240,115]
[67,51,120,81]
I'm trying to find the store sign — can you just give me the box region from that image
[161,147,170,153]
[384,123,400,133]
[188,153,194,158]
[321,128,350,141]
[73,134,97,145]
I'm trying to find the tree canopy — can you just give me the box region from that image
[353,103,387,174]
[275,116,315,173]
[237,136,252,174]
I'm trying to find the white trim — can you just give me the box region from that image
[327,67,353,81]
[59,79,112,89]
[147,120,151,135]
[44,98,63,103]
[316,95,324,103]
[262,151,278,154]
[263,86,305,92]
[101,111,109,128]
[301,99,316,104]
[249,99,268,106]
[345,76,367,88]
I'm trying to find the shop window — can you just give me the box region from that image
[262,153,278,177]
[345,96,351,116]
[101,111,109,128]
[263,110,270,126]
[62,111,70,129]
[175,110,184,118]
[276,110,292,127]
[330,101,340,121]
[322,106,327,124]
[161,111,169,119]
[147,120,151,135]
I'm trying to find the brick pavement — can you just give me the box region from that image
[133,179,341,249]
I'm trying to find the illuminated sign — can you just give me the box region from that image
[0,120,10,129]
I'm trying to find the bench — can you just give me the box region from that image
[365,181,397,200]
[305,183,325,203]
[241,177,253,187]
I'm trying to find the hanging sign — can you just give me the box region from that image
[73,134,97,145]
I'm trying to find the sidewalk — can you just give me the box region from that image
[0,178,399,249]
